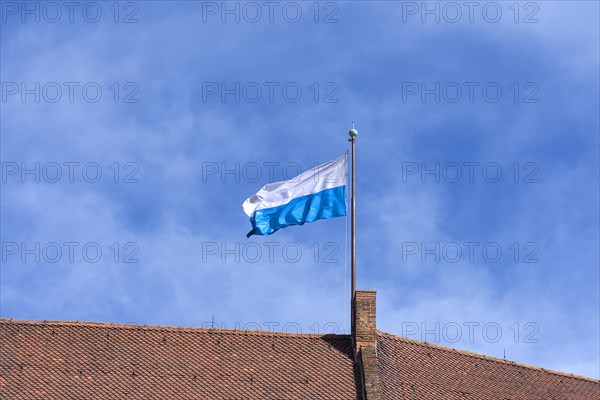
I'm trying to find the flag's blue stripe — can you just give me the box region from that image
[247,185,346,237]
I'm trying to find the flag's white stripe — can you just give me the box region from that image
[242,154,347,217]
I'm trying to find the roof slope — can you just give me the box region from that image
[0,319,361,400]
[2,319,598,400]
[378,332,599,400]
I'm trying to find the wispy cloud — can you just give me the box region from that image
[1,0,598,378]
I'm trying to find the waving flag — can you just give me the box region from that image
[243,154,347,237]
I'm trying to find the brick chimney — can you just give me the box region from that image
[353,290,381,400]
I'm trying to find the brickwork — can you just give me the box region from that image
[354,290,382,400]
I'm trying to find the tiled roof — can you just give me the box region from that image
[1,318,598,400]
[0,319,361,400]
[378,332,600,400]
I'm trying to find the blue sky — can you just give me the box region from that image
[1,0,599,378]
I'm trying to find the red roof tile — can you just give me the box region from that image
[1,319,598,400]
[378,331,599,400]
[0,319,361,400]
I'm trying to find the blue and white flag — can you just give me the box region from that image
[243,154,347,237]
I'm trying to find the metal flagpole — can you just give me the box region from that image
[349,123,358,335]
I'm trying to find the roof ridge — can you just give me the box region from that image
[377,330,600,384]
[0,317,349,339]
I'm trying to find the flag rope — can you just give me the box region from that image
[344,151,349,333]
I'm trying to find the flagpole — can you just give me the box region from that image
[349,123,358,336]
